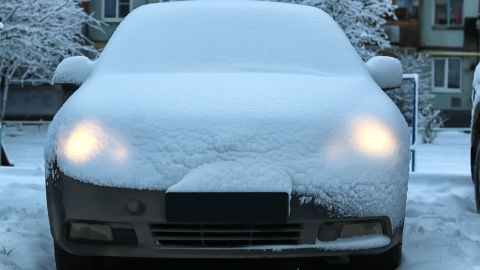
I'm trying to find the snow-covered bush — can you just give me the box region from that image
[387,49,446,143]
[0,0,101,120]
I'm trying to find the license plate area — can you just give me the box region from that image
[165,192,289,224]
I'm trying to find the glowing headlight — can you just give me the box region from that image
[351,117,396,158]
[61,122,103,164]
[59,121,128,165]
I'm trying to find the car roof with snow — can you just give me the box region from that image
[94,1,368,76]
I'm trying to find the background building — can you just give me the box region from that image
[387,0,480,127]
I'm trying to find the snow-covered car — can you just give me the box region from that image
[46,1,409,269]
[471,65,480,213]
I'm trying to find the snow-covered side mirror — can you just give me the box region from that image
[366,56,403,90]
[52,56,94,85]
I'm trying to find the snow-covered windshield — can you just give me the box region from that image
[95,1,368,76]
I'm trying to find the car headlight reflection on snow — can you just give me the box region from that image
[351,117,396,158]
[59,121,128,165]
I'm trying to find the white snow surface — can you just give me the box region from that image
[52,56,94,85]
[1,126,480,269]
[166,160,293,193]
[95,1,367,75]
[366,56,403,89]
[46,73,410,229]
[0,125,54,270]
[0,22,4,30]
[46,1,410,229]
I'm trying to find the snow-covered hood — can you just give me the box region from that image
[46,72,410,228]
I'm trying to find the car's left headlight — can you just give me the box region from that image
[58,121,128,165]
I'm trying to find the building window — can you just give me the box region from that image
[432,57,462,92]
[104,0,130,21]
[435,0,463,26]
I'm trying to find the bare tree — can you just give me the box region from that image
[0,0,102,163]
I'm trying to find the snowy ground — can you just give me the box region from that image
[0,124,479,270]
[400,131,480,270]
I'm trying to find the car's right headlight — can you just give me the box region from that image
[325,115,398,162]
[350,116,397,158]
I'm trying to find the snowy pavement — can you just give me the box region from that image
[0,125,54,270]
[0,125,479,270]
[400,132,480,269]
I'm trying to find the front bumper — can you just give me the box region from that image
[46,171,404,259]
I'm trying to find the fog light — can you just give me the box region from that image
[340,222,383,238]
[69,222,113,242]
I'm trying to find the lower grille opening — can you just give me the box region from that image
[150,223,302,247]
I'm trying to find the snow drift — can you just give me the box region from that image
[46,1,410,229]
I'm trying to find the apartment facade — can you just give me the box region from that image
[388,0,480,127]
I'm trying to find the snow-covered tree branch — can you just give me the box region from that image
[387,49,446,143]
[0,0,102,120]
[0,0,102,83]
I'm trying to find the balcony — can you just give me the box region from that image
[385,20,421,48]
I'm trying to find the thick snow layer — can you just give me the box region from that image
[52,56,94,85]
[2,126,480,269]
[46,2,409,229]
[365,56,403,89]
[95,1,367,75]
[46,73,410,229]
[167,160,293,193]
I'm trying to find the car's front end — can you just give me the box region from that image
[46,2,410,268]
[47,170,403,260]
[46,73,409,266]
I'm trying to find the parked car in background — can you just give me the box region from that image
[47,1,408,269]
[471,65,480,213]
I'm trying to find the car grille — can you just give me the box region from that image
[150,223,302,247]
